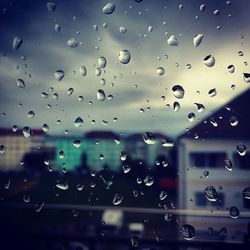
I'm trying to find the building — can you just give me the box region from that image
[0,128,45,172]
[178,89,250,241]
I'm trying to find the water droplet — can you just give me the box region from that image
[73,139,81,148]
[159,191,168,200]
[227,65,235,73]
[230,116,238,126]
[79,65,87,77]
[203,170,209,178]
[193,34,204,47]
[208,88,217,97]
[0,145,6,154]
[181,224,196,240]
[148,26,153,32]
[130,236,140,247]
[236,143,247,156]
[119,26,127,33]
[204,186,218,201]
[243,73,250,83]
[194,103,205,112]
[173,101,180,112]
[77,184,84,191]
[213,9,220,15]
[27,111,35,119]
[242,187,250,200]
[23,194,30,203]
[167,35,178,46]
[156,67,165,76]
[67,88,74,96]
[142,132,156,144]
[113,193,123,205]
[102,2,115,14]
[119,50,131,64]
[122,164,131,174]
[200,4,206,11]
[54,70,65,81]
[13,36,23,50]
[224,159,233,171]
[188,112,196,122]
[58,150,65,159]
[144,176,154,186]
[172,85,185,99]
[164,212,172,222]
[35,202,44,213]
[54,23,61,32]
[74,117,84,127]
[238,51,244,56]
[67,37,78,48]
[204,55,215,67]
[97,89,106,101]
[120,151,127,161]
[229,206,239,218]
[22,127,30,138]
[95,67,101,76]
[179,4,184,11]
[218,227,227,237]
[56,183,69,190]
[17,79,25,88]
[46,2,56,12]
[98,56,107,68]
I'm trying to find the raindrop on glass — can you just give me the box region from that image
[13,36,23,50]
[193,34,204,47]
[119,50,131,64]
[74,117,84,127]
[102,2,115,14]
[167,35,178,46]
[172,85,185,99]
[204,186,218,201]
[204,54,215,67]
[54,70,65,81]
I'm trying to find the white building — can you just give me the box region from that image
[178,89,250,242]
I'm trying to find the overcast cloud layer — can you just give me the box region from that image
[0,0,250,137]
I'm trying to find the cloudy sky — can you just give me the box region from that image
[0,0,249,137]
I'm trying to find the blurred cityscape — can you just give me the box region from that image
[0,90,250,249]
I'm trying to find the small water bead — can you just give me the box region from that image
[167,35,178,46]
[42,123,49,132]
[27,111,35,118]
[80,65,87,76]
[172,85,185,99]
[242,187,250,200]
[238,51,244,56]
[54,70,65,81]
[93,24,98,31]
[188,113,196,122]
[12,125,18,132]
[179,4,184,11]
[119,50,131,64]
[144,176,154,186]
[120,151,127,161]
[74,117,84,127]
[98,56,107,68]
[41,92,49,98]
[148,26,153,32]
[229,206,240,218]
[67,37,78,48]
[159,191,168,201]
[203,170,209,178]
[204,186,218,201]
[193,34,204,47]
[236,143,247,156]
[95,67,101,76]
[194,103,205,112]
[227,65,235,73]
[173,102,180,112]
[54,24,61,32]
[200,4,206,11]
[230,116,238,126]
[204,55,215,67]
[13,36,23,50]
[130,236,140,247]
[123,164,131,174]
[113,193,123,205]
[23,194,30,203]
[56,183,69,190]
[53,93,59,100]
[58,150,65,158]
[164,212,172,222]
[22,127,31,138]
[243,73,250,83]
[186,64,192,69]
[208,88,217,97]
[0,145,6,154]
[35,202,44,213]
[97,89,106,101]
[67,88,74,96]
[46,2,56,12]
[119,26,127,33]
[224,159,233,171]
[180,224,196,240]
[142,132,156,144]
[213,9,220,15]
[17,79,25,88]
[102,2,115,14]
[156,67,165,76]
[78,96,84,102]
[73,139,81,148]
